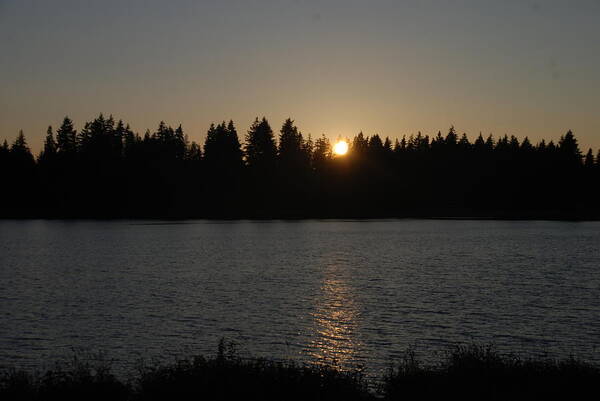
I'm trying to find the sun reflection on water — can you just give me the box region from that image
[308,262,363,370]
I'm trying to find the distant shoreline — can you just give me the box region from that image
[2,213,600,222]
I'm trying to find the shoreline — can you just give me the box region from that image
[2,214,600,222]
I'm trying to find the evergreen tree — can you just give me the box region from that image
[245,117,277,171]
[0,139,9,162]
[521,137,533,152]
[558,130,582,165]
[39,126,57,163]
[174,125,187,161]
[474,133,485,150]
[383,137,392,152]
[5,131,35,215]
[398,136,408,152]
[431,131,444,151]
[226,120,244,167]
[537,139,546,152]
[445,126,458,147]
[509,135,520,151]
[203,123,219,163]
[302,134,314,166]
[187,141,202,161]
[484,134,495,151]
[368,134,384,155]
[204,121,243,174]
[351,132,369,156]
[114,120,126,157]
[0,139,9,174]
[278,118,304,168]
[123,124,137,159]
[312,135,331,171]
[458,133,471,150]
[11,130,35,165]
[584,148,594,168]
[56,116,77,155]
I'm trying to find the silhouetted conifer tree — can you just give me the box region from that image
[187,141,202,161]
[123,124,136,155]
[445,126,458,147]
[584,149,594,168]
[521,137,533,152]
[312,135,331,172]
[509,135,520,151]
[368,134,384,155]
[10,130,34,166]
[38,126,57,164]
[474,133,485,150]
[351,132,368,156]
[458,133,470,150]
[245,117,277,172]
[277,118,312,213]
[484,134,495,151]
[430,131,444,151]
[383,137,392,153]
[6,131,36,215]
[243,117,277,215]
[278,118,306,170]
[0,140,9,212]
[0,140,9,165]
[226,120,244,166]
[558,130,582,166]
[202,120,243,213]
[56,116,77,155]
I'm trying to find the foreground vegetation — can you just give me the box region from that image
[2,114,600,218]
[1,343,598,400]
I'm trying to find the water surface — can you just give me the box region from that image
[1,220,599,376]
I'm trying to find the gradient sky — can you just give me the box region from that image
[1,0,599,154]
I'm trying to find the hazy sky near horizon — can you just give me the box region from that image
[1,0,599,153]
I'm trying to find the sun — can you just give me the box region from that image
[333,140,349,156]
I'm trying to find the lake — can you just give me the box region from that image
[1,219,599,377]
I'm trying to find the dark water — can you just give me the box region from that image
[1,220,599,377]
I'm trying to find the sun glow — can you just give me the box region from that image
[333,140,349,156]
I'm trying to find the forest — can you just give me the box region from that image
[1,114,599,219]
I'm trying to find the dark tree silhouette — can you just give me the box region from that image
[278,118,306,172]
[245,117,277,171]
[312,135,331,173]
[243,117,277,215]
[3,131,36,216]
[56,116,77,156]
[202,121,244,215]
[1,115,598,219]
[38,126,57,164]
[277,119,312,214]
[584,149,594,169]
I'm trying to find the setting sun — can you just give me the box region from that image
[333,140,349,156]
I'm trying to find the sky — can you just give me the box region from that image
[1,0,599,154]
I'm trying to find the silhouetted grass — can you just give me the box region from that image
[1,343,598,400]
[0,340,369,401]
[382,344,600,400]
[0,354,128,401]
[134,340,370,401]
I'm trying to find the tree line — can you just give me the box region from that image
[1,114,599,218]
